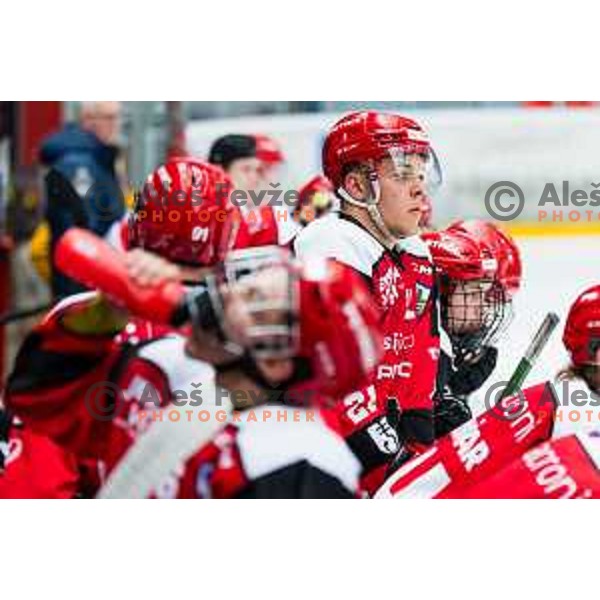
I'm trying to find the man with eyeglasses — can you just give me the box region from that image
[40,101,125,298]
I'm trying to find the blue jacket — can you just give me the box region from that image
[40,124,125,297]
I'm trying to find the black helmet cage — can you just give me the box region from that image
[440,276,513,364]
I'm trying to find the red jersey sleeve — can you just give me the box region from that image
[4,293,121,457]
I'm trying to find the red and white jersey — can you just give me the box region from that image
[294,212,440,494]
[5,293,216,494]
[234,205,279,248]
[0,415,79,499]
[374,381,558,498]
[165,405,362,499]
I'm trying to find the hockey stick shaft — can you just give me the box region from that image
[499,311,560,400]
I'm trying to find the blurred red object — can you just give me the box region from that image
[17,102,62,166]
[523,101,597,108]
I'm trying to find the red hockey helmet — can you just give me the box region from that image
[298,175,334,208]
[422,229,498,284]
[129,158,235,267]
[447,220,522,297]
[563,285,600,366]
[322,111,439,190]
[424,226,510,361]
[322,111,441,242]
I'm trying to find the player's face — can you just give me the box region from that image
[222,267,296,386]
[186,265,296,393]
[259,162,282,187]
[227,157,264,192]
[90,101,122,146]
[446,280,493,334]
[220,264,296,357]
[255,358,295,384]
[375,155,427,237]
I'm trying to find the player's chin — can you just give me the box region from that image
[398,209,422,236]
[452,323,482,336]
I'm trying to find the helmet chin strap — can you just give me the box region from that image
[337,175,400,249]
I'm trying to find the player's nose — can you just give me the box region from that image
[411,180,426,199]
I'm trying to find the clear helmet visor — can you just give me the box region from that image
[386,146,443,194]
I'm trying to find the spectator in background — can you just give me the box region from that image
[280,175,336,247]
[208,134,279,247]
[254,133,285,186]
[208,134,264,191]
[39,101,125,298]
[294,175,335,228]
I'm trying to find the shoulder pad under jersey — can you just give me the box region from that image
[398,234,433,260]
[132,335,216,395]
[294,213,384,278]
